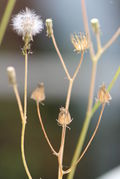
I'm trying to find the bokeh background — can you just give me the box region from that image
[0,0,120,178]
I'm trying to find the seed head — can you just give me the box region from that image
[57,107,72,126]
[12,7,43,39]
[31,83,45,103]
[71,33,89,53]
[7,66,16,85]
[97,84,111,104]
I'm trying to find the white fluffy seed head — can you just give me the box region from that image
[12,7,43,38]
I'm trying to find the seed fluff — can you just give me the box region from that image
[12,7,43,39]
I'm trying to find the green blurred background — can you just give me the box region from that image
[0,0,120,178]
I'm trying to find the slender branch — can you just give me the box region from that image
[67,66,120,179]
[72,52,84,81]
[21,122,32,179]
[64,103,105,175]
[13,84,24,123]
[102,28,120,53]
[24,53,28,122]
[0,0,16,45]
[51,33,71,80]
[87,61,97,116]
[36,102,58,155]
[81,0,95,58]
[96,32,102,52]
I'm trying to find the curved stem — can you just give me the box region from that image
[0,0,16,45]
[102,28,120,53]
[36,102,58,155]
[21,122,32,179]
[64,103,105,175]
[51,33,71,80]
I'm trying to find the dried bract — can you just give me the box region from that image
[71,33,88,53]
[97,84,112,104]
[57,107,72,126]
[31,83,45,103]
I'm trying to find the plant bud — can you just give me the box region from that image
[46,18,53,37]
[31,83,45,103]
[91,18,100,33]
[7,66,16,85]
[57,107,72,126]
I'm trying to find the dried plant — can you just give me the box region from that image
[6,1,120,179]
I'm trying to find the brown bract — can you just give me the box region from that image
[97,84,112,104]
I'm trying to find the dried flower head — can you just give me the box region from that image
[57,107,72,126]
[7,66,16,85]
[97,84,112,104]
[31,83,45,103]
[12,7,43,39]
[71,33,89,53]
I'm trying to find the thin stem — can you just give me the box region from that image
[58,52,84,179]
[0,0,16,45]
[13,84,24,123]
[20,53,32,179]
[102,28,120,53]
[81,0,95,58]
[51,33,71,80]
[64,103,105,175]
[21,122,32,179]
[24,53,28,122]
[87,61,97,116]
[36,102,58,155]
[67,66,120,179]
[72,52,84,81]
[96,32,102,52]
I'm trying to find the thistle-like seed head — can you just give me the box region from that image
[71,33,89,53]
[31,83,45,103]
[46,18,53,37]
[91,18,100,33]
[12,7,43,39]
[97,84,112,104]
[57,107,72,126]
[7,66,16,85]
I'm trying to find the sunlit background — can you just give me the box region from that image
[0,0,120,178]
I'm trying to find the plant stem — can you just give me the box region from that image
[21,53,32,179]
[36,102,58,155]
[64,103,105,175]
[51,33,71,80]
[24,53,28,122]
[13,84,24,123]
[21,121,32,179]
[0,0,16,45]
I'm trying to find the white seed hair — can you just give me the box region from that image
[12,7,43,37]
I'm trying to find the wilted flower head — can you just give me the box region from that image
[12,7,43,39]
[97,84,111,104]
[57,107,72,126]
[71,33,88,53]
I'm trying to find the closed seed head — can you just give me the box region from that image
[31,83,45,103]
[57,107,72,126]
